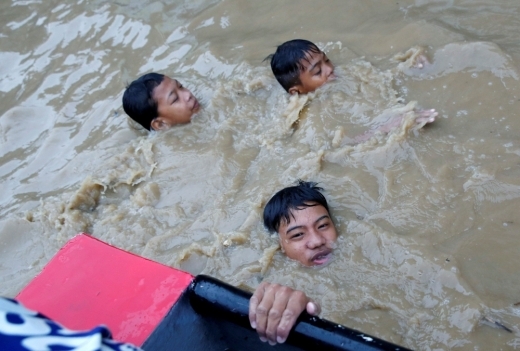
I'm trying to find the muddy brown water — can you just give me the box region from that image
[2,1,520,349]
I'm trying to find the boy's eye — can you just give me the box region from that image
[315,69,322,76]
[318,223,329,229]
[290,232,304,240]
[171,96,178,104]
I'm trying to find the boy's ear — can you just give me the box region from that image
[279,236,285,253]
[150,117,170,131]
[288,86,301,95]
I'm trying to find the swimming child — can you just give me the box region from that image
[249,180,332,345]
[267,39,429,94]
[267,39,437,139]
[122,73,200,131]
[263,180,336,267]
[266,39,335,95]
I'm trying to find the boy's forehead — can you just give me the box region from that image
[277,203,327,230]
[160,76,177,88]
[153,76,178,99]
[300,50,324,70]
[304,49,323,58]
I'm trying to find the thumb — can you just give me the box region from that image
[306,301,321,316]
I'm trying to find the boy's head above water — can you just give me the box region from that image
[122,73,200,131]
[263,180,337,267]
[267,39,335,94]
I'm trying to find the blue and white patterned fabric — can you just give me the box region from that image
[0,297,143,351]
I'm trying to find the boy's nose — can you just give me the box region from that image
[325,64,334,78]
[181,89,192,102]
[306,230,326,249]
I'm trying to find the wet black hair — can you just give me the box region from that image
[265,39,322,92]
[122,72,165,131]
[263,180,330,233]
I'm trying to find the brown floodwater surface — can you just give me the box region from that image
[1,0,520,349]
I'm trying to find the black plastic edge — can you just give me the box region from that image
[188,275,413,351]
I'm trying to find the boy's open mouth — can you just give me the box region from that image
[311,249,332,265]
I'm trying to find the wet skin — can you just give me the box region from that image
[150,76,200,131]
[278,204,337,266]
[289,51,336,95]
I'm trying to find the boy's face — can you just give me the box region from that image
[289,50,335,95]
[277,203,337,266]
[151,76,200,131]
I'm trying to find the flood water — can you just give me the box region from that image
[2,0,520,349]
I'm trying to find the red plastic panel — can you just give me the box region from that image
[16,233,194,346]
